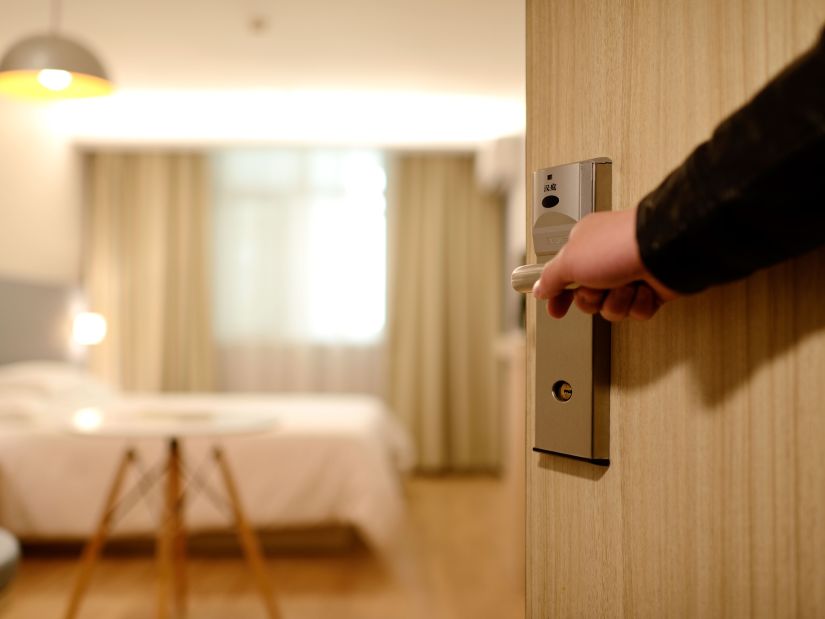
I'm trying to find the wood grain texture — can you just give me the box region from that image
[526,1,825,617]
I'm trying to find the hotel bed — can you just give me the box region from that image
[0,362,414,549]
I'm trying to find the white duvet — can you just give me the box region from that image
[0,363,414,549]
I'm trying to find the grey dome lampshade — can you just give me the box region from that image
[0,33,113,99]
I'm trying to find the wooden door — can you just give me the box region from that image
[525,1,825,617]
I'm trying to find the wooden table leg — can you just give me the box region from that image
[170,438,187,618]
[64,448,135,619]
[156,438,181,619]
[214,447,282,619]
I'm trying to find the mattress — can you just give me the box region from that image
[0,363,414,549]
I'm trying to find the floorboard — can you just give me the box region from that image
[0,476,525,619]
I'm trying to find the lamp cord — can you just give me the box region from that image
[50,0,62,34]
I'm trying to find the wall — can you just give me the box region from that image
[476,135,527,331]
[0,98,79,284]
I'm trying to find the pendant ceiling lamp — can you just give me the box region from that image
[0,0,113,100]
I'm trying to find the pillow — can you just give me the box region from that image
[0,361,115,400]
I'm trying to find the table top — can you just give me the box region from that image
[56,404,279,439]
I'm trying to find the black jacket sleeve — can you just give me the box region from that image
[636,26,825,294]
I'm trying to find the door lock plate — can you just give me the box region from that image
[531,158,612,465]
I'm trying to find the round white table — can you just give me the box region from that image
[59,407,283,619]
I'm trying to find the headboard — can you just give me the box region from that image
[0,277,77,365]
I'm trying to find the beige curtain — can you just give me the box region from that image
[84,152,213,391]
[388,154,504,471]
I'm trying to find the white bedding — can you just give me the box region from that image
[0,364,413,549]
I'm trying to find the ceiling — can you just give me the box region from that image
[0,0,524,97]
[0,0,525,145]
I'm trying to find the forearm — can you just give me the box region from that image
[636,27,825,294]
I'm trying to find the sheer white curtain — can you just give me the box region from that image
[211,149,387,395]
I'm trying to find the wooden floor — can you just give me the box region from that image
[0,477,525,619]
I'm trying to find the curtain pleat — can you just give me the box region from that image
[387,154,503,471]
[84,152,214,391]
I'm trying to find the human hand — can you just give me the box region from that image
[532,208,679,321]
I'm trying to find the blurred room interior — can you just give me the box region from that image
[0,1,526,617]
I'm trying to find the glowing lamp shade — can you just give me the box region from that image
[0,34,113,100]
[72,407,103,432]
[72,312,107,346]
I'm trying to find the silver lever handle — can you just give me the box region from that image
[511,263,546,294]
[511,263,579,294]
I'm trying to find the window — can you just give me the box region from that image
[212,149,387,346]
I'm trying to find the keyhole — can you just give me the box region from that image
[552,380,573,402]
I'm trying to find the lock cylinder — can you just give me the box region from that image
[552,380,574,402]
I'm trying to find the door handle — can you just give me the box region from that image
[511,262,581,294]
[511,263,546,294]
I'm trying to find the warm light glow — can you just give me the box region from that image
[0,69,113,99]
[37,69,72,91]
[72,407,103,432]
[46,90,525,146]
[72,312,107,346]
